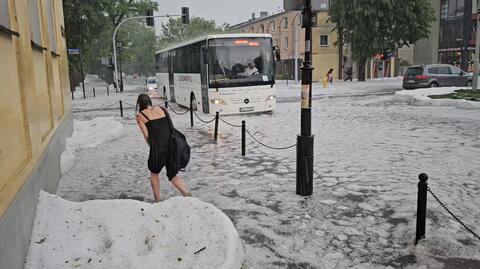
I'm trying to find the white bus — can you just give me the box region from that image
[155,34,278,115]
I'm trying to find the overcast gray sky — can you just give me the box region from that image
[155,0,284,26]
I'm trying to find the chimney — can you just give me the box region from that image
[251,12,256,20]
[260,11,268,18]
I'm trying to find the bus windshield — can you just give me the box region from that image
[208,37,274,88]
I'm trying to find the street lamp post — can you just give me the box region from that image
[296,0,314,196]
[112,9,189,94]
[473,8,480,91]
[293,14,300,84]
[116,40,124,92]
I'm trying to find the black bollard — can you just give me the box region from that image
[190,100,194,127]
[241,120,246,156]
[71,90,74,100]
[107,85,109,96]
[119,100,123,117]
[93,87,96,98]
[415,173,429,245]
[214,112,219,140]
[165,100,168,108]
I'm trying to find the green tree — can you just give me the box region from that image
[63,0,157,76]
[329,0,435,81]
[160,17,230,46]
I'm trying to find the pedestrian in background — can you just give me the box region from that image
[344,66,353,82]
[327,68,334,85]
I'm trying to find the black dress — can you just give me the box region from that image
[139,111,176,180]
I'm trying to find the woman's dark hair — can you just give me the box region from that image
[136,93,152,112]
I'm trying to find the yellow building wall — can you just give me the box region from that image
[236,10,340,81]
[0,0,70,218]
[0,36,31,195]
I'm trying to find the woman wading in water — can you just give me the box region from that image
[136,94,190,202]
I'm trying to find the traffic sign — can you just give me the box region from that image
[68,48,80,55]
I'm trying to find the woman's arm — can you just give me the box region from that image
[136,114,149,145]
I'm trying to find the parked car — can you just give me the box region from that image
[144,77,160,98]
[402,64,472,90]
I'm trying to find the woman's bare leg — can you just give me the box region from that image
[150,173,161,202]
[170,176,190,196]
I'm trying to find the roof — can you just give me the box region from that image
[231,11,290,29]
[155,33,273,54]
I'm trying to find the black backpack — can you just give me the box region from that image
[161,107,190,171]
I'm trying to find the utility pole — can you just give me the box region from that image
[473,5,480,91]
[297,0,314,196]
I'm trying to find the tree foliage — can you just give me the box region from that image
[160,17,231,46]
[329,0,435,81]
[63,0,157,76]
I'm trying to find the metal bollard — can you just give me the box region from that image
[214,112,219,140]
[71,90,74,100]
[164,100,168,108]
[93,87,96,98]
[190,101,194,127]
[107,85,109,96]
[119,100,123,117]
[415,173,429,245]
[241,120,246,156]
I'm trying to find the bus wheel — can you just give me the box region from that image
[190,93,197,111]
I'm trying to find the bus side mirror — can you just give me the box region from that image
[201,47,208,64]
[273,46,281,61]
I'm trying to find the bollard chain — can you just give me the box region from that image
[427,187,480,241]
[168,105,189,115]
[245,129,296,150]
[193,111,216,124]
[219,116,242,128]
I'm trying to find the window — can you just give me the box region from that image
[450,66,462,74]
[284,37,288,49]
[268,21,275,32]
[440,0,448,19]
[46,0,57,52]
[274,39,278,46]
[28,0,42,45]
[437,66,451,74]
[320,35,329,46]
[428,67,438,74]
[258,25,264,33]
[0,0,11,30]
[283,17,288,29]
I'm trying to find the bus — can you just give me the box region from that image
[155,34,278,115]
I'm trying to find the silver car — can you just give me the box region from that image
[402,64,472,90]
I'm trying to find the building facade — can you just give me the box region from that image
[404,0,478,72]
[0,0,72,268]
[233,9,340,82]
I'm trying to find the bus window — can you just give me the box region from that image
[208,37,274,88]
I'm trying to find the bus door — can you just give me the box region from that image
[200,45,209,114]
[168,51,175,102]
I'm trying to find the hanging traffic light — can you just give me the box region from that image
[146,9,154,26]
[181,7,190,24]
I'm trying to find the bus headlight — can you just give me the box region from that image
[210,99,227,105]
[265,95,275,101]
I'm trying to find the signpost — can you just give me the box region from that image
[68,48,85,99]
